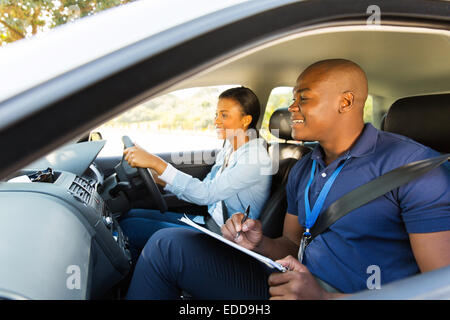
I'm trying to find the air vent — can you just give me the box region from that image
[69,176,94,205]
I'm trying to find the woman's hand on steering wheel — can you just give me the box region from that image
[121,136,168,213]
[123,144,168,176]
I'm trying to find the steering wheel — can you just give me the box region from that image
[122,136,168,213]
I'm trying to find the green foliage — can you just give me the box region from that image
[0,0,135,46]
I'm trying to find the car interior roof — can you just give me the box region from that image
[166,25,450,113]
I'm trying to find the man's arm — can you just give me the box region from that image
[409,230,450,272]
[222,211,348,299]
[221,212,303,260]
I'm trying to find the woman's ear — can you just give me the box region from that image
[242,114,252,129]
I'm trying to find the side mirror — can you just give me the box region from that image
[89,131,103,141]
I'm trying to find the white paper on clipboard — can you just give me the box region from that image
[179,215,287,272]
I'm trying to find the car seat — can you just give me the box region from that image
[383,93,450,153]
[259,108,312,238]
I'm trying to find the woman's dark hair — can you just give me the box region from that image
[219,86,261,131]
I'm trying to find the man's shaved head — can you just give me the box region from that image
[299,59,368,109]
[289,59,369,147]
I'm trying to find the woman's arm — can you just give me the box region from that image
[123,145,167,175]
[124,142,270,207]
[123,144,229,202]
[164,143,270,206]
[166,159,267,206]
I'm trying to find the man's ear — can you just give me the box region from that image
[339,91,354,113]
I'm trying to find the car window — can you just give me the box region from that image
[260,87,294,142]
[363,94,374,124]
[260,87,374,142]
[94,85,239,157]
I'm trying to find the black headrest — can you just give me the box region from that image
[269,108,292,140]
[380,113,387,131]
[384,93,450,153]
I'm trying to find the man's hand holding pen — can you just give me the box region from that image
[221,210,263,252]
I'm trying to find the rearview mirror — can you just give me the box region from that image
[89,131,103,141]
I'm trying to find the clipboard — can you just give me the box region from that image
[179,215,287,272]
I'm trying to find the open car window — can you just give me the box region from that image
[260,87,293,143]
[94,85,238,157]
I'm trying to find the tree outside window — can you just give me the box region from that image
[0,0,135,46]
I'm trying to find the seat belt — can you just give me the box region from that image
[205,142,233,234]
[309,153,449,240]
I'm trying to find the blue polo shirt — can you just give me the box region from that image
[286,123,450,293]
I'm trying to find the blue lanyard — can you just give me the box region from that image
[303,156,350,236]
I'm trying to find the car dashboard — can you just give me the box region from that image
[0,141,131,300]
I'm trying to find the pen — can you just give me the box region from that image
[235,205,250,240]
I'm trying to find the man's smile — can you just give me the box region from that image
[291,118,305,126]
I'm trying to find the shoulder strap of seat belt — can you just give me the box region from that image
[310,153,449,240]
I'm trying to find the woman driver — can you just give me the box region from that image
[119,87,272,262]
